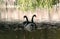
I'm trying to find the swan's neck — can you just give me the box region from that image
[25,17,28,22]
[31,16,35,23]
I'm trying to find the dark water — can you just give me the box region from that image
[0,21,60,39]
[0,29,60,39]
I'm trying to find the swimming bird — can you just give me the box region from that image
[24,15,37,32]
[23,15,29,26]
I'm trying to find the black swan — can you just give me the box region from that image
[24,15,37,32]
[23,15,29,26]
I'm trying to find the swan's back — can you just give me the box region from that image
[24,23,36,32]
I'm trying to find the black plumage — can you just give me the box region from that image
[23,15,37,32]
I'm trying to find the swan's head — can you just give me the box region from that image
[24,15,27,18]
[33,15,36,17]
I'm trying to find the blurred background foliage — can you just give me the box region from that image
[16,0,59,11]
[0,0,4,4]
[0,0,59,11]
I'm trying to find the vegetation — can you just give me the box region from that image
[0,0,59,11]
[16,0,59,11]
[0,0,4,4]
